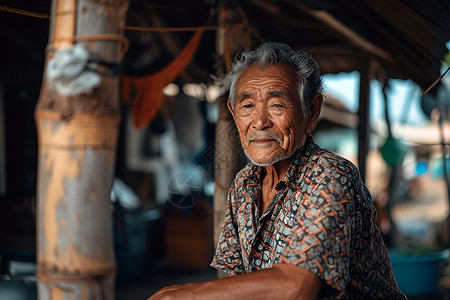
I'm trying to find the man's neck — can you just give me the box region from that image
[260,156,294,213]
[262,156,294,189]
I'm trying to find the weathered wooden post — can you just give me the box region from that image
[34,0,128,299]
[213,2,245,278]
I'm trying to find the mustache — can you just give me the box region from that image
[247,132,282,145]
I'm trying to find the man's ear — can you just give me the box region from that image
[306,94,323,134]
[227,100,235,119]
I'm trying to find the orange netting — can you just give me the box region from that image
[122,30,203,129]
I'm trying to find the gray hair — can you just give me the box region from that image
[228,42,323,117]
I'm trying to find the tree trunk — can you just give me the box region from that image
[35,0,128,299]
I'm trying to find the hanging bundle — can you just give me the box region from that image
[122,30,203,128]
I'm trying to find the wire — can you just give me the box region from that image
[0,4,224,33]
[423,66,450,95]
[73,34,129,61]
[124,25,222,32]
[0,4,49,19]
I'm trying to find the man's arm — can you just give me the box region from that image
[148,263,322,300]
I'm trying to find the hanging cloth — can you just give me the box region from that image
[122,30,203,128]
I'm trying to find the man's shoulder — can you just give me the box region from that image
[308,145,359,176]
[305,144,371,202]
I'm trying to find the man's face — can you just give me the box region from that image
[228,63,320,166]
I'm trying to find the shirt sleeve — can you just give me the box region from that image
[210,181,245,275]
[280,166,357,293]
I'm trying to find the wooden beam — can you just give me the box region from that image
[357,53,371,182]
[294,4,395,64]
[348,2,435,86]
[213,3,242,279]
[363,0,435,58]
[0,85,5,195]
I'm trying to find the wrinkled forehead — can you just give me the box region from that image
[236,63,300,92]
[243,62,298,76]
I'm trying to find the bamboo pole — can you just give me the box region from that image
[35,0,129,299]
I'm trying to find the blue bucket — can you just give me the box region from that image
[389,248,449,296]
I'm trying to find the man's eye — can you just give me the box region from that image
[272,104,283,108]
[242,104,253,108]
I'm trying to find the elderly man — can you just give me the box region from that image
[149,42,406,299]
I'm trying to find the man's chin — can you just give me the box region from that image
[244,152,289,167]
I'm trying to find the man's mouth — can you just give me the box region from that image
[247,133,281,145]
[251,138,276,143]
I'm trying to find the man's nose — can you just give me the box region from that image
[252,105,272,130]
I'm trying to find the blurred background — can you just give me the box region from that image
[0,0,449,299]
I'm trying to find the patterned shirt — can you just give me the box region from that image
[211,135,406,299]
